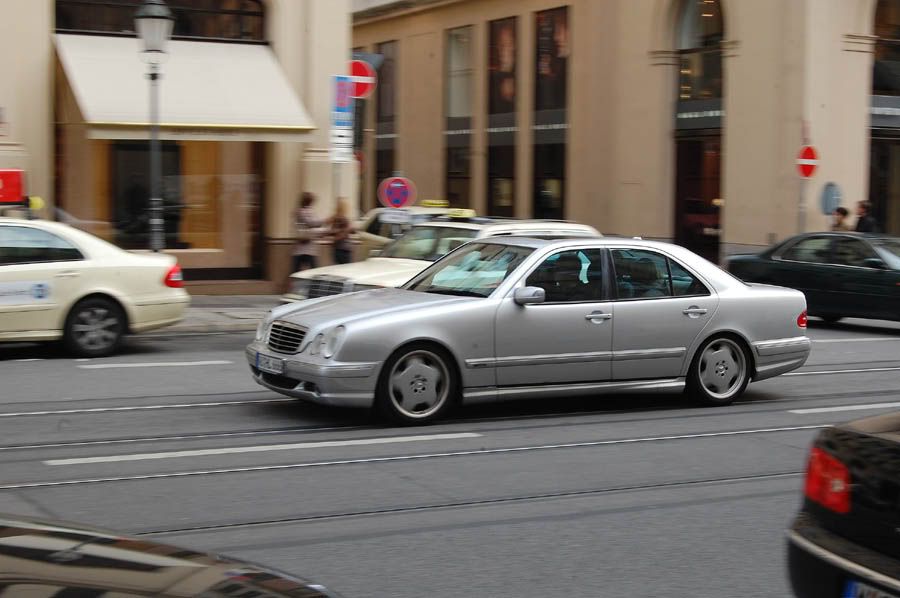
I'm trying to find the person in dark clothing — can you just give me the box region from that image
[855,201,879,233]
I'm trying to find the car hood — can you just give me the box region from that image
[292,257,429,287]
[275,287,474,329]
[0,513,341,597]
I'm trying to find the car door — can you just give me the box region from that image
[824,236,894,319]
[0,225,86,333]
[493,248,613,386]
[610,248,719,381]
[768,235,833,312]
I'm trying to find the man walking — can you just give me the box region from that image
[854,201,879,233]
[831,207,851,231]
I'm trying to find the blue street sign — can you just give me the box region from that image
[332,75,355,129]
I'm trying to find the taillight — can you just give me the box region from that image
[164,263,184,288]
[804,447,850,514]
[797,310,808,328]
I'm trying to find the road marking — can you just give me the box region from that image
[44,432,483,465]
[77,360,232,370]
[789,402,900,415]
[0,398,293,418]
[14,358,43,362]
[4,425,828,488]
[785,366,900,377]
[812,337,900,344]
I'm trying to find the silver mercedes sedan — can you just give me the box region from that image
[247,237,811,424]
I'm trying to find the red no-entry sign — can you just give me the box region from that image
[797,145,819,178]
[377,176,417,209]
[349,60,376,99]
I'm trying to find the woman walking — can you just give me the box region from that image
[328,199,353,265]
[293,192,323,272]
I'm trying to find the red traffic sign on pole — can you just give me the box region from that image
[377,176,417,208]
[349,60,377,99]
[797,145,819,178]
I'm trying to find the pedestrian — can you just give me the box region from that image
[831,206,851,231]
[328,198,353,265]
[854,201,879,233]
[293,192,323,273]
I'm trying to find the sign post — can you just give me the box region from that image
[330,75,355,210]
[796,145,819,232]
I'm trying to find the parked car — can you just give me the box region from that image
[0,217,189,356]
[251,236,809,424]
[726,232,900,323]
[0,513,342,596]
[787,412,900,598]
[283,216,600,302]
[355,204,458,257]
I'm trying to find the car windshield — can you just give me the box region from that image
[404,242,533,297]
[381,225,479,261]
[873,239,900,268]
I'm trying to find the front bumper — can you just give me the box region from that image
[246,341,380,409]
[787,512,900,597]
[751,335,811,381]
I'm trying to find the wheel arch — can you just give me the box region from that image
[378,337,464,389]
[686,329,756,378]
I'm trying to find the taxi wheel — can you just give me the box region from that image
[375,343,460,425]
[64,297,125,358]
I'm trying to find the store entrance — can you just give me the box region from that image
[674,134,722,263]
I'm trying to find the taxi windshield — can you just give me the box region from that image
[404,242,533,298]
[380,225,479,261]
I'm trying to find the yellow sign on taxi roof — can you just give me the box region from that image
[447,208,476,219]
[420,199,449,208]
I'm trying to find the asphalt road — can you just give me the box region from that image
[2,318,900,597]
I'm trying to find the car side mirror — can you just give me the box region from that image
[514,286,546,306]
[863,257,886,269]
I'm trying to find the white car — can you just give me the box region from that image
[0,218,190,356]
[284,216,600,301]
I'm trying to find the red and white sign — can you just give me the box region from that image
[797,145,819,178]
[0,169,24,204]
[349,59,377,99]
[377,176,417,209]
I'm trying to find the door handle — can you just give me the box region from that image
[585,312,612,322]
[683,306,708,317]
[54,271,80,278]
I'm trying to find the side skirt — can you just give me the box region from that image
[462,378,686,405]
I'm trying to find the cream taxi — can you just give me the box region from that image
[0,218,190,356]
[354,203,458,258]
[284,214,600,301]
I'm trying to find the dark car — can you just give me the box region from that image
[727,232,900,323]
[0,513,342,597]
[787,413,900,598]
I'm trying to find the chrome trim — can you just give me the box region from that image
[464,378,685,402]
[612,348,686,361]
[465,351,613,369]
[786,530,900,594]
[753,336,811,357]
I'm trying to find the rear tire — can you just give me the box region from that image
[375,343,459,425]
[687,335,750,406]
[64,297,125,358]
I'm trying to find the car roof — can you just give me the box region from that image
[412,218,600,234]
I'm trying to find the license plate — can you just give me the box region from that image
[844,580,900,598]
[256,352,283,375]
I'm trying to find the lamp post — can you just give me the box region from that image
[135,0,174,252]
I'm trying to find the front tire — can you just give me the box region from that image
[687,335,750,406]
[375,344,459,425]
[64,297,125,358]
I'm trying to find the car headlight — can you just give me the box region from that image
[290,278,311,298]
[255,316,271,341]
[322,326,346,359]
[308,333,324,355]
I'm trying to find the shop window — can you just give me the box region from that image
[375,41,397,198]
[55,0,265,43]
[446,26,473,207]
[533,144,565,219]
[488,17,517,216]
[874,0,900,95]
[533,7,568,219]
[676,0,724,100]
[488,145,515,217]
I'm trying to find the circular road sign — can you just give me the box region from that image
[797,145,819,178]
[377,176,417,209]
[349,60,376,99]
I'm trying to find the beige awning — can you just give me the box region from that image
[55,34,314,142]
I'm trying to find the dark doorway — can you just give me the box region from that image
[870,134,900,235]
[674,135,721,263]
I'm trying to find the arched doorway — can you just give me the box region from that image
[870,0,900,235]
[673,0,724,263]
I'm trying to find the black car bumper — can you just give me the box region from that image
[788,513,900,597]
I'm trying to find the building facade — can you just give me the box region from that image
[353,0,897,262]
[1,0,355,293]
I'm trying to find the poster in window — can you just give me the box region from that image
[535,7,568,112]
[489,17,517,115]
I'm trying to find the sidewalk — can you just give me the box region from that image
[165,295,283,334]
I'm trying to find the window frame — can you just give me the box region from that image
[609,247,711,301]
[0,225,86,266]
[773,235,835,265]
[519,247,611,304]
[826,237,882,270]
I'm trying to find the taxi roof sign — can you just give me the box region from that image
[0,169,25,205]
[420,199,449,208]
[447,208,476,219]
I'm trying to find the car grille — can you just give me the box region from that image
[308,277,351,298]
[267,321,307,354]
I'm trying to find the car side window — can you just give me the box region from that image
[611,249,673,299]
[526,249,605,303]
[830,237,877,267]
[780,237,831,264]
[0,226,84,266]
[668,258,710,296]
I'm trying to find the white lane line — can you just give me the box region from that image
[0,398,293,418]
[0,424,829,489]
[14,358,44,362]
[77,360,232,370]
[44,432,483,466]
[789,402,900,415]
[812,337,900,344]
[785,366,900,377]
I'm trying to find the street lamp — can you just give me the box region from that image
[135,0,174,252]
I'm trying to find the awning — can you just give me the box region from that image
[55,34,315,142]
